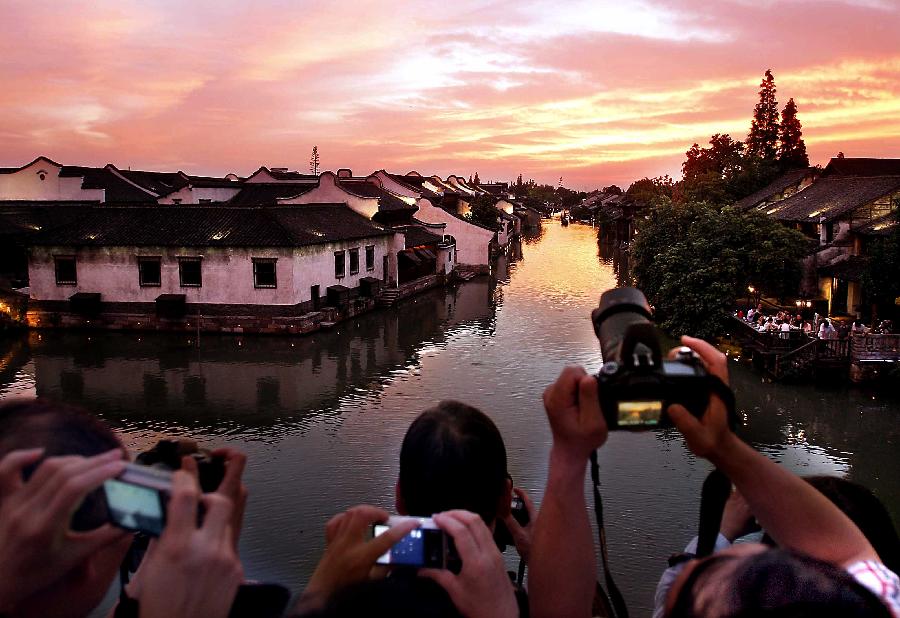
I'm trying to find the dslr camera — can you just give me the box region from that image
[136,438,226,492]
[592,287,709,430]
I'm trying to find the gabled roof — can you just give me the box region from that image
[58,166,158,202]
[766,175,900,222]
[116,169,190,196]
[227,184,315,205]
[29,204,393,248]
[339,180,417,212]
[822,158,900,178]
[0,156,63,174]
[184,174,244,188]
[245,166,318,183]
[393,224,443,248]
[733,168,818,212]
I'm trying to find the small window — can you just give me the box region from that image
[55,256,77,285]
[334,251,345,278]
[365,245,375,271]
[178,258,202,287]
[198,198,212,204]
[253,258,277,288]
[349,248,359,275]
[138,257,161,287]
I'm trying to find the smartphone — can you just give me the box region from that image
[373,516,454,569]
[103,463,172,536]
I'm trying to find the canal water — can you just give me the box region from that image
[1,221,898,614]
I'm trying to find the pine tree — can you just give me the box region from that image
[473,171,480,185]
[778,98,809,169]
[746,70,780,162]
[309,146,320,175]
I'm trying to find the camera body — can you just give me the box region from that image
[494,495,530,550]
[135,438,226,492]
[373,516,460,571]
[592,288,710,430]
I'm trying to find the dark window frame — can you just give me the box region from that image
[54,255,77,285]
[252,258,278,289]
[365,245,375,271]
[178,257,202,287]
[138,256,162,287]
[349,248,360,275]
[334,251,346,278]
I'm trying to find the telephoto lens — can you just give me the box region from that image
[591,287,654,367]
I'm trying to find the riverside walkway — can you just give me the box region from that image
[727,316,900,381]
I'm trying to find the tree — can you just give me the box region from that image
[860,206,900,323]
[631,199,810,338]
[625,176,674,207]
[602,185,623,195]
[309,146,320,175]
[779,98,809,170]
[746,70,780,162]
[680,134,745,205]
[465,194,501,231]
[473,172,481,185]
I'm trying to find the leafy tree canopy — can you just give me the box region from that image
[631,199,811,338]
[625,176,674,207]
[465,194,501,231]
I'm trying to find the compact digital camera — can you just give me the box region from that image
[592,287,710,430]
[372,516,460,571]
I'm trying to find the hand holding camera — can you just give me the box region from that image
[133,470,244,618]
[0,448,129,613]
[296,506,418,614]
[419,510,519,618]
[542,366,608,470]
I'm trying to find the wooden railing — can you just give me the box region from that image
[850,334,900,362]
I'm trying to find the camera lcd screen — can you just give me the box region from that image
[617,400,663,426]
[373,524,444,568]
[104,478,165,536]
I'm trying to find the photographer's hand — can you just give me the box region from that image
[294,505,418,614]
[183,448,248,550]
[720,489,758,542]
[502,487,536,564]
[420,510,519,618]
[136,470,243,618]
[531,366,607,618]
[666,336,734,459]
[0,448,129,614]
[542,365,607,470]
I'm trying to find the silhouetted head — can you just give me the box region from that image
[397,401,510,526]
[0,399,131,618]
[667,545,892,618]
[305,575,461,618]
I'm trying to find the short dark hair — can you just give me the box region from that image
[669,548,892,618]
[399,401,507,524]
[0,398,123,530]
[304,576,460,618]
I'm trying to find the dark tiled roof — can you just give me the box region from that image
[823,158,900,177]
[227,184,315,205]
[767,176,900,222]
[818,255,868,281]
[268,169,318,182]
[385,173,445,199]
[116,169,189,195]
[733,168,818,211]
[58,166,158,202]
[340,180,417,212]
[853,213,899,237]
[186,174,243,188]
[0,203,100,239]
[29,204,393,248]
[393,225,443,248]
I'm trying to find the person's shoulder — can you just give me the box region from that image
[847,560,900,617]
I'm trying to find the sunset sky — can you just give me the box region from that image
[2,0,899,188]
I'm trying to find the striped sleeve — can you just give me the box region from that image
[847,560,900,617]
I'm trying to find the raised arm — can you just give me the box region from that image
[669,336,877,568]
[530,367,608,618]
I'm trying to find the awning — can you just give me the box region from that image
[400,250,422,264]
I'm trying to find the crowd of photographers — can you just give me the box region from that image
[1,335,899,617]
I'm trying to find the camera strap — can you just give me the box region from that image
[590,449,629,618]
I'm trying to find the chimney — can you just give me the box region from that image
[337,168,353,178]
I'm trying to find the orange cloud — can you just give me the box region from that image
[1,0,898,188]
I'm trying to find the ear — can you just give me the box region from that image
[395,481,407,515]
[496,476,513,519]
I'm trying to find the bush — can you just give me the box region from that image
[631,199,811,338]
